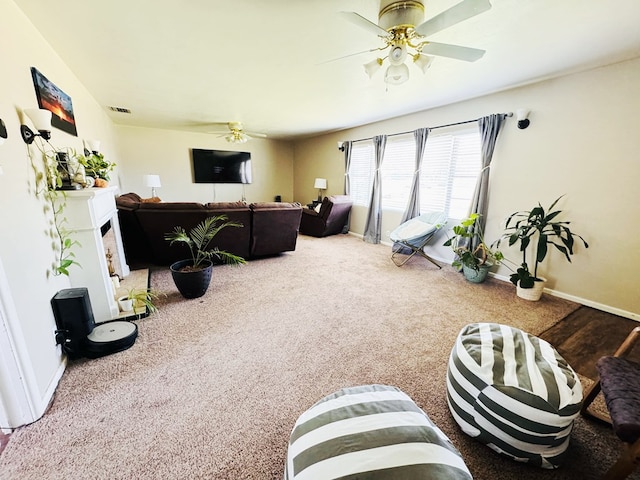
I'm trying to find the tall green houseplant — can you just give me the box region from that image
[496,196,589,290]
[165,215,246,298]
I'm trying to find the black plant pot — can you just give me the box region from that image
[169,259,213,299]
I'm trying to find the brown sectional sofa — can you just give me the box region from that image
[116,193,302,267]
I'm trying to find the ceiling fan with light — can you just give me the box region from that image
[340,0,492,85]
[207,122,267,144]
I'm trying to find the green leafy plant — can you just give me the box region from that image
[79,152,116,181]
[443,213,504,271]
[494,196,589,288]
[123,287,162,314]
[164,215,246,271]
[29,145,83,276]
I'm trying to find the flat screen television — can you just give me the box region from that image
[191,148,252,184]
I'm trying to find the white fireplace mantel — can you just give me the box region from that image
[61,186,129,322]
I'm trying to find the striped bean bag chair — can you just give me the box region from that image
[447,323,583,469]
[285,384,472,480]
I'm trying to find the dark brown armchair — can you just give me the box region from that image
[299,195,353,237]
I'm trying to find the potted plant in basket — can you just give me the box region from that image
[494,195,589,301]
[164,215,246,299]
[443,213,505,283]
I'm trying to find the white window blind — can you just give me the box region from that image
[347,128,481,218]
[419,130,481,219]
[348,142,374,206]
[381,134,415,211]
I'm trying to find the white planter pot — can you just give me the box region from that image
[117,296,134,312]
[516,277,547,301]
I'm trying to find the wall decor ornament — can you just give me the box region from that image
[30,67,78,137]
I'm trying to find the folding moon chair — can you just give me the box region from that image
[390,211,447,267]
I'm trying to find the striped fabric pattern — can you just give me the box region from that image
[446,323,583,469]
[285,384,472,480]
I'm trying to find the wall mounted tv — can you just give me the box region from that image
[191,148,252,184]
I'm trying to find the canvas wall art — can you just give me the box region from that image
[30,67,78,137]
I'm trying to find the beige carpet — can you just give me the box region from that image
[0,234,631,479]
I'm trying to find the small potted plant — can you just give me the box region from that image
[118,287,161,316]
[494,196,589,301]
[164,215,246,299]
[443,213,504,283]
[79,151,116,187]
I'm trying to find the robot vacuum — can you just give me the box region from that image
[51,288,138,359]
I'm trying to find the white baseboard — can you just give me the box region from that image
[489,272,640,322]
[350,233,639,322]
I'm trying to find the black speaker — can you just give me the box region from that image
[275,195,281,202]
[51,288,96,358]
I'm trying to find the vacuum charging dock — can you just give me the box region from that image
[52,288,138,359]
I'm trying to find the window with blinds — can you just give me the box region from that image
[348,142,374,206]
[347,128,481,219]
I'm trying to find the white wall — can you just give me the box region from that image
[0,0,121,423]
[114,125,294,204]
[293,57,640,318]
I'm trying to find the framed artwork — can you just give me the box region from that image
[30,67,78,137]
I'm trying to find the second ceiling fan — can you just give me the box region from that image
[340,0,492,85]
[207,122,267,144]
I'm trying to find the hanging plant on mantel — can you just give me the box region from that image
[27,143,88,276]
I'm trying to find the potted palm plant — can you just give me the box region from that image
[164,215,246,299]
[494,196,589,301]
[443,213,504,283]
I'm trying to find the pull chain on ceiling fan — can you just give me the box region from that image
[340,0,492,85]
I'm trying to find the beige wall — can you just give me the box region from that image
[113,126,294,204]
[293,58,640,318]
[0,0,122,418]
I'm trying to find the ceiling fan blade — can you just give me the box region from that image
[246,132,267,138]
[420,42,485,62]
[318,47,386,65]
[339,11,390,37]
[415,0,492,37]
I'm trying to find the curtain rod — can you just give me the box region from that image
[342,112,513,146]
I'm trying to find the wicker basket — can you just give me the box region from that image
[516,277,547,301]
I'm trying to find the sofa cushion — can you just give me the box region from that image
[115,192,142,209]
[206,201,248,211]
[138,202,206,211]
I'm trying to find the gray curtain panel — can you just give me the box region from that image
[342,141,353,234]
[467,114,507,249]
[363,135,387,244]
[393,127,429,253]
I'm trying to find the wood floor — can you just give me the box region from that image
[540,306,640,379]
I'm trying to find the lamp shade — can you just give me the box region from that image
[384,64,410,85]
[25,108,52,131]
[87,139,101,152]
[364,58,383,79]
[314,178,327,190]
[413,54,434,73]
[143,174,162,188]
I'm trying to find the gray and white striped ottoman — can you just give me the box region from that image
[285,384,472,480]
[447,323,583,469]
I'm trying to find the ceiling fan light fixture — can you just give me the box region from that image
[225,131,249,143]
[384,63,410,85]
[388,44,407,66]
[413,53,433,73]
[364,58,383,78]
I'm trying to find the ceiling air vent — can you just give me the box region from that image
[107,106,132,114]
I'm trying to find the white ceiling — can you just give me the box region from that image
[14,0,640,140]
